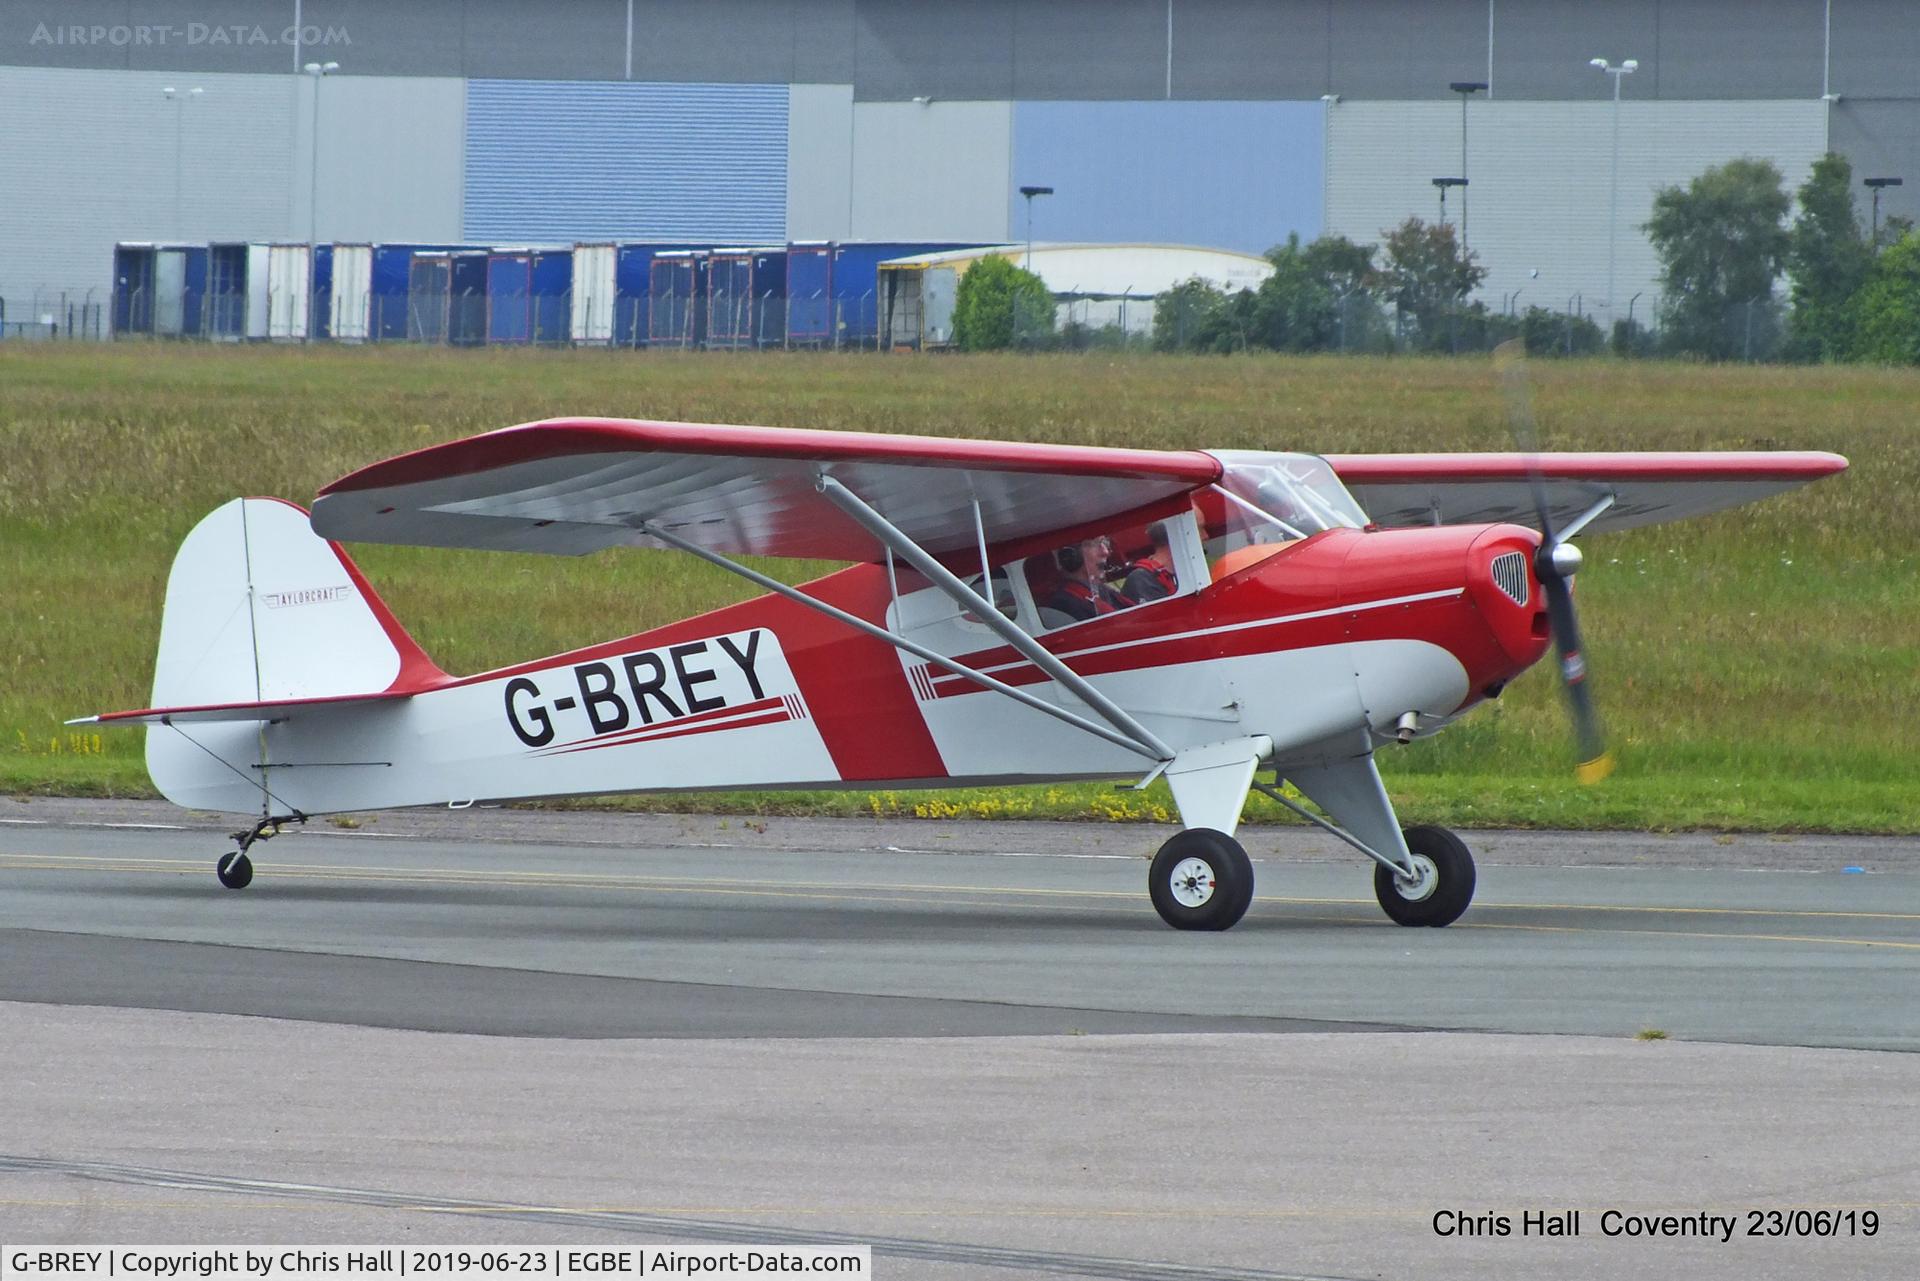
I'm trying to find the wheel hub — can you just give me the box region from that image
[1168,856,1217,908]
[1392,853,1439,903]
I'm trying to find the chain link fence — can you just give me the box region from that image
[101,284,897,350]
[0,292,106,341]
[84,279,1802,362]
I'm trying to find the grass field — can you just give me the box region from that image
[3,342,1914,833]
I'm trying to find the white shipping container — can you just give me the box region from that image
[266,244,311,340]
[245,243,273,340]
[571,242,616,343]
[330,244,374,342]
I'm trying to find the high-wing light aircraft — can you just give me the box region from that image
[78,411,1844,930]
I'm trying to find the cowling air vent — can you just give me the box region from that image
[1491,550,1529,605]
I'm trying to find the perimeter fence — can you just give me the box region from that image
[42,283,1802,362]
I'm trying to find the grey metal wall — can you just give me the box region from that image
[0,65,295,304]
[0,1,1897,101]
[0,64,463,302]
[1326,99,1828,330]
[1009,100,1324,253]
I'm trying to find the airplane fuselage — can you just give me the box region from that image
[147,522,1552,816]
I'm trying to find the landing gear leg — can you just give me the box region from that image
[1255,748,1479,928]
[216,813,305,890]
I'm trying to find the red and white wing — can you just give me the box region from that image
[1325,451,1848,535]
[311,418,1220,561]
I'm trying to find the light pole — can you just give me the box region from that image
[303,61,339,251]
[1449,81,1487,250]
[1320,94,1339,234]
[1590,57,1638,329]
[1018,185,1053,272]
[1865,176,1903,249]
[1432,177,1466,228]
[161,86,202,239]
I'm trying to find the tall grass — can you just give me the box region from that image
[3,344,1913,831]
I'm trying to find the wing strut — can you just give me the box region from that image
[634,521,1165,762]
[815,474,1177,762]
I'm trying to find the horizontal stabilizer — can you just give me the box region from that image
[72,689,414,727]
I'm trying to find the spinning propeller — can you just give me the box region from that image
[1492,340,1616,785]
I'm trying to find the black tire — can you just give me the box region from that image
[1373,825,1474,927]
[1148,828,1254,931]
[216,851,254,890]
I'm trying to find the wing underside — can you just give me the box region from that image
[311,418,1221,562]
[1325,451,1847,534]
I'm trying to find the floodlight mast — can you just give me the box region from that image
[1019,185,1054,273]
[1865,176,1904,248]
[1591,57,1638,329]
[1448,81,1488,249]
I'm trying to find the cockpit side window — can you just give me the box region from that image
[1021,513,1192,634]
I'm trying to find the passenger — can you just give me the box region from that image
[1048,537,1129,620]
[1121,521,1179,603]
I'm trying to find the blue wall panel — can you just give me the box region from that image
[465,81,789,243]
[1009,101,1324,255]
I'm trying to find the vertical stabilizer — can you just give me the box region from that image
[145,497,443,812]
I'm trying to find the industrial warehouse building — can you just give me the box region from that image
[3,1,1915,335]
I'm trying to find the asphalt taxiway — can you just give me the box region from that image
[2,799,1916,1278]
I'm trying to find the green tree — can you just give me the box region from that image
[1645,157,1791,359]
[1152,278,1256,353]
[1378,218,1487,350]
[1250,235,1337,351]
[952,255,1055,351]
[1785,153,1873,362]
[1301,234,1379,299]
[1847,231,1920,364]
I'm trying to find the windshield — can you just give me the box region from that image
[1206,451,1368,539]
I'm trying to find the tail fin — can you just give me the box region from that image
[151,497,443,708]
[130,497,445,812]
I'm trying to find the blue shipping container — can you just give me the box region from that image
[488,252,533,345]
[531,249,573,345]
[612,243,707,347]
[785,243,833,345]
[449,252,490,346]
[206,243,250,339]
[310,245,334,341]
[707,247,785,349]
[112,244,155,336]
[648,252,707,348]
[373,243,463,341]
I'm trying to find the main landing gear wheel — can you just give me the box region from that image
[1374,824,1475,927]
[1148,828,1254,931]
[215,851,254,890]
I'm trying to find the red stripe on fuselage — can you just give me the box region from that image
[533,696,787,756]
[539,708,794,757]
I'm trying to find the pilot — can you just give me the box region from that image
[1121,522,1178,603]
[1048,537,1129,620]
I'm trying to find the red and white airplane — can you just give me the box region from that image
[79,412,1844,930]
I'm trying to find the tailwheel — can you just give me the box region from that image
[216,851,254,890]
[1374,824,1475,927]
[1148,828,1253,931]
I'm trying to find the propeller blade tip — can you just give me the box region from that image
[1576,752,1617,786]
